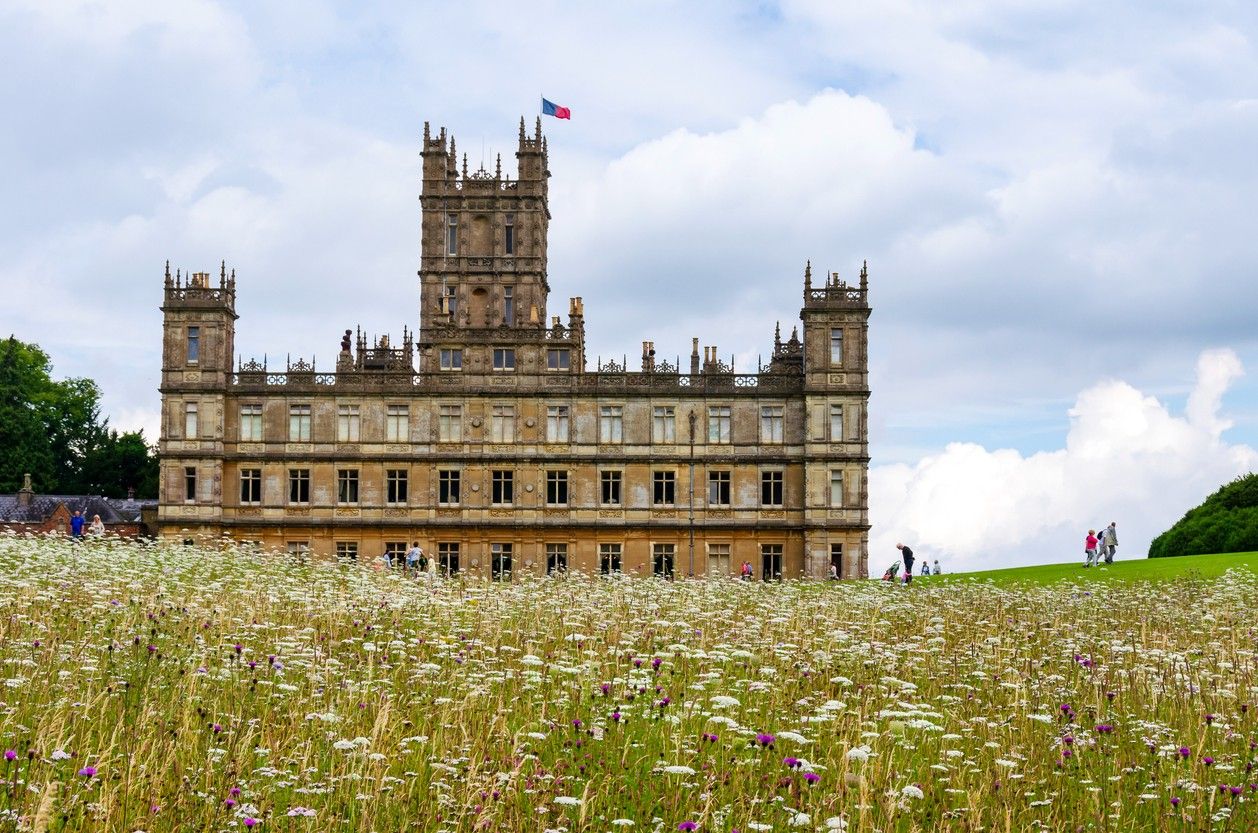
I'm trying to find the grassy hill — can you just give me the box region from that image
[921,550,1258,586]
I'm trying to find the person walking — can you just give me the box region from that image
[896,543,915,585]
[920,561,930,577]
[1084,529,1099,567]
[740,560,753,581]
[933,559,941,575]
[1102,522,1118,564]
[406,541,424,577]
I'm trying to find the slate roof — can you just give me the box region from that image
[0,494,157,524]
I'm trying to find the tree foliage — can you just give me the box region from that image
[0,336,158,497]
[1148,472,1258,558]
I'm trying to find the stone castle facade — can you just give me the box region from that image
[157,118,871,579]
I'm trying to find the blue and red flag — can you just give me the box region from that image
[541,97,571,120]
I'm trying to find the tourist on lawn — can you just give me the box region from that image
[1103,522,1118,564]
[69,510,85,539]
[933,559,941,575]
[406,541,425,577]
[740,560,753,580]
[87,514,105,537]
[829,562,839,580]
[896,543,915,585]
[1084,529,1099,567]
[920,561,930,576]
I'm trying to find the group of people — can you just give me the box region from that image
[1084,522,1119,567]
[376,542,430,577]
[885,543,939,584]
[68,510,106,539]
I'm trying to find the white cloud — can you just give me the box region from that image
[870,349,1258,573]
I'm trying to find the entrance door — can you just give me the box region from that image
[830,544,843,579]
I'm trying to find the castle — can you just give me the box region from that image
[157,118,870,579]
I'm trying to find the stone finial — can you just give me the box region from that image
[534,116,542,141]
[860,259,869,290]
[423,121,430,143]
[804,260,812,291]
[519,116,526,143]
[462,152,468,179]
[774,321,782,350]
[495,153,501,179]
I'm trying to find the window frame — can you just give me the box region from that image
[545,470,569,506]
[491,470,514,505]
[239,404,263,442]
[829,469,844,507]
[761,470,784,507]
[652,470,676,506]
[707,470,731,506]
[490,404,515,442]
[545,543,568,574]
[240,468,262,504]
[546,348,570,371]
[599,542,622,574]
[439,348,463,371]
[830,328,843,366]
[438,469,461,505]
[183,466,197,503]
[184,402,199,439]
[707,405,731,444]
[336,468,359,505]
[600,470,622,506]
[829,404,845,442]
[760,405,784,444]
[186,326,200,365]
[288,468,310,504]
[492,348,516,372]
[446,213,458,255]
[438,404,462,442]
[386,468,409,505]
[546,405,570,443]
[652,405,676,443]
[599,405,624,444]
[336,405,361,443]
[288,404,311,442]
[386,405,409,443]
[438,542,460,576]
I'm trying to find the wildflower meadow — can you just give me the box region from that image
[0,534,1255,832]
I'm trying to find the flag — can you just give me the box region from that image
[541,98,571,120]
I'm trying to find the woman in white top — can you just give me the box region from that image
[87,514,105,536]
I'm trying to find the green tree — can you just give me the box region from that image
[0,336,158,497]
[0,337,57,491]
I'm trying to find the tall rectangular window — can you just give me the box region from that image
[386,405,409,442]
[337,469,359,504]
[240,468,261,504]
[599,543,622,574]
[599,406,623,444]
[240,404,263,441]
[707,543,731,576]
[442,285,458,317]
[830,404,845,441]
[707,406,731,444]
[830,470,844,507]
[546,405,569,442]
[760,405,784,444]
[288,469,309,504]
[446,213,458,255]
[600,470,622,505]
[439,348,463,370]
[546,470,569,505]
[438,405,462,442]
[184,466,197,502]
[761,544,784,581]
[652,406,676,443]
[491,405,515,442]
[491,543,513,581]
[504,213,515,254]
[653,471,676,506]
[503,286,514,324]
[386,469,408,504]
[184,402,198,438]
[186,326,200,364]
[652,543,675,579]
[708,470,731,506]
[336,541,358,562]
[491,470,514,505]
[438,542,460,576]
[830,329,843,365]
[337,405,361,442]
[438,470,461,505]
[761,470,784,507]
[546,348,570,371]
[546,543,568,574]
[288,405,311,442]
[493,348,516,371]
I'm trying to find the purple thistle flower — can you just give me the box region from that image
[78,766,97,777]
[803,772,821,784]
[755,733,775,747]
[3,750,15,761]
[1063,735,1074,745]
[243,818,258,828]
[783,756,801,769]
[1230,786,1242,796]
[230,786,241,797]
[571,719,582,729]
[1203,756,1215,766]
[1205,713,1215,725]
[677,823,697,832]
[1179,746,1191,759]
[212,723,223,734]
[225,799,237,809]
[611,711,621,723]
[600,683,611,696]
[1171,796,1181,807]
[234,643,243,655]
[652,657,663,670]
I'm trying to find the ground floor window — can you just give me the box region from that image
[336,541,358,562]
[384,541,407,568]
[491,543,513,581]
[438,542,460,576]
[707,543,731,576]
[286,541,309,559]
[653,543,675,579]
[830,543,843,579]
[546,543,568,574]
[761,544,783,581]
[599,543,622,574]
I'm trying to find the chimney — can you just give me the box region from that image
[126,486,136,502]
[17,473,33,509]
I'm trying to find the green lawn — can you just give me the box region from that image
[923,550,1258,585]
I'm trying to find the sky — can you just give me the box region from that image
[2,1,1257,572]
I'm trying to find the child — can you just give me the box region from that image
[1084,529,1099,567]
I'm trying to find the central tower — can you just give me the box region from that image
[417,118,551,370]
